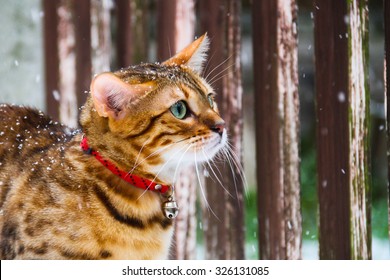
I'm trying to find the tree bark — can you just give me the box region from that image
[314,0,371,259]
[347,0,371,260]
[252,0,301,260]
[74,0,91,110]
[43,0,60,120]
[116,0,149,67]
[57,0,78,127]
[91,0,111,74]
[156,0,176,61]
[199,0,245,260]
[44,0,92,127]
[384,0,390,241]
[156,0,197,260]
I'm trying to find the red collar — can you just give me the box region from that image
[80,136,170,194]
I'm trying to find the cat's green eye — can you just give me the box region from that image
[170,101,187,119]
[207,94,214,108]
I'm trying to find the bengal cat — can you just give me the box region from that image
[0,35,227,259]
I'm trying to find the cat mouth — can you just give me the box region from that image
[160,130,227,168]
[191,130,227,162]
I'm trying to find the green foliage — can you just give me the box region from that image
[244,190,259,259]
[244,190,258,243]
[300,133,319,240]
[371,173,390,239]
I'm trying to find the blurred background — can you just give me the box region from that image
[0,0,388,259]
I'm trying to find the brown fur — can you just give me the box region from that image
[0,35,226,259]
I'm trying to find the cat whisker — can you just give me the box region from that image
[221,147,240,207]
[136,144,188,201]
[202,50,217,76]
[149,144,188,184]
[205,54,233,81]
[225,141,249,189]
[167,39,172,58]
[209,71,232,87]
[130,140,150,176]
[223,142,249,198]
[213,150,227,165]
[210,157,225,176]
[175,136,193,144]
[208,63,236,86]
[127,136,192,176]
[202,148,234,198]
[172,144,193,184]
[195,151,220,221]
[128,145,170,176]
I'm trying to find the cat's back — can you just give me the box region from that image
[0,104,81,259]
[0,104,74,161]
[0,104,75,212]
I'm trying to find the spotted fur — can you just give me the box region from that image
[0,35,226,259]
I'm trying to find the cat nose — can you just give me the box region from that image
[211,122,225,136]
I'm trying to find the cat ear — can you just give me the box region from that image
[163,33,209,74]
[91,72,154,119]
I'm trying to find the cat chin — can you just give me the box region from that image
[150,133,227,185]
[163,130,227,165]
[193,133,227,162]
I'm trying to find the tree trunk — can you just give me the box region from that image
[157,0,176,61]
[57,0,78,127]
[43,0,60,120]
[156,0,197,260]
[252,0,301,260]
[44,0,92,127]
[74,0,91,110]
[116,0,149,67]
[347,0,371,260]
[314,0,371,259]
[199,0,245,260]
[91,0,111,74]
[384,0,390,241]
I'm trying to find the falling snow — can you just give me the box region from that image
[337,91,346,103]
[52,90,60,101]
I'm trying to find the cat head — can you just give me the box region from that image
[81,34,226,183]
